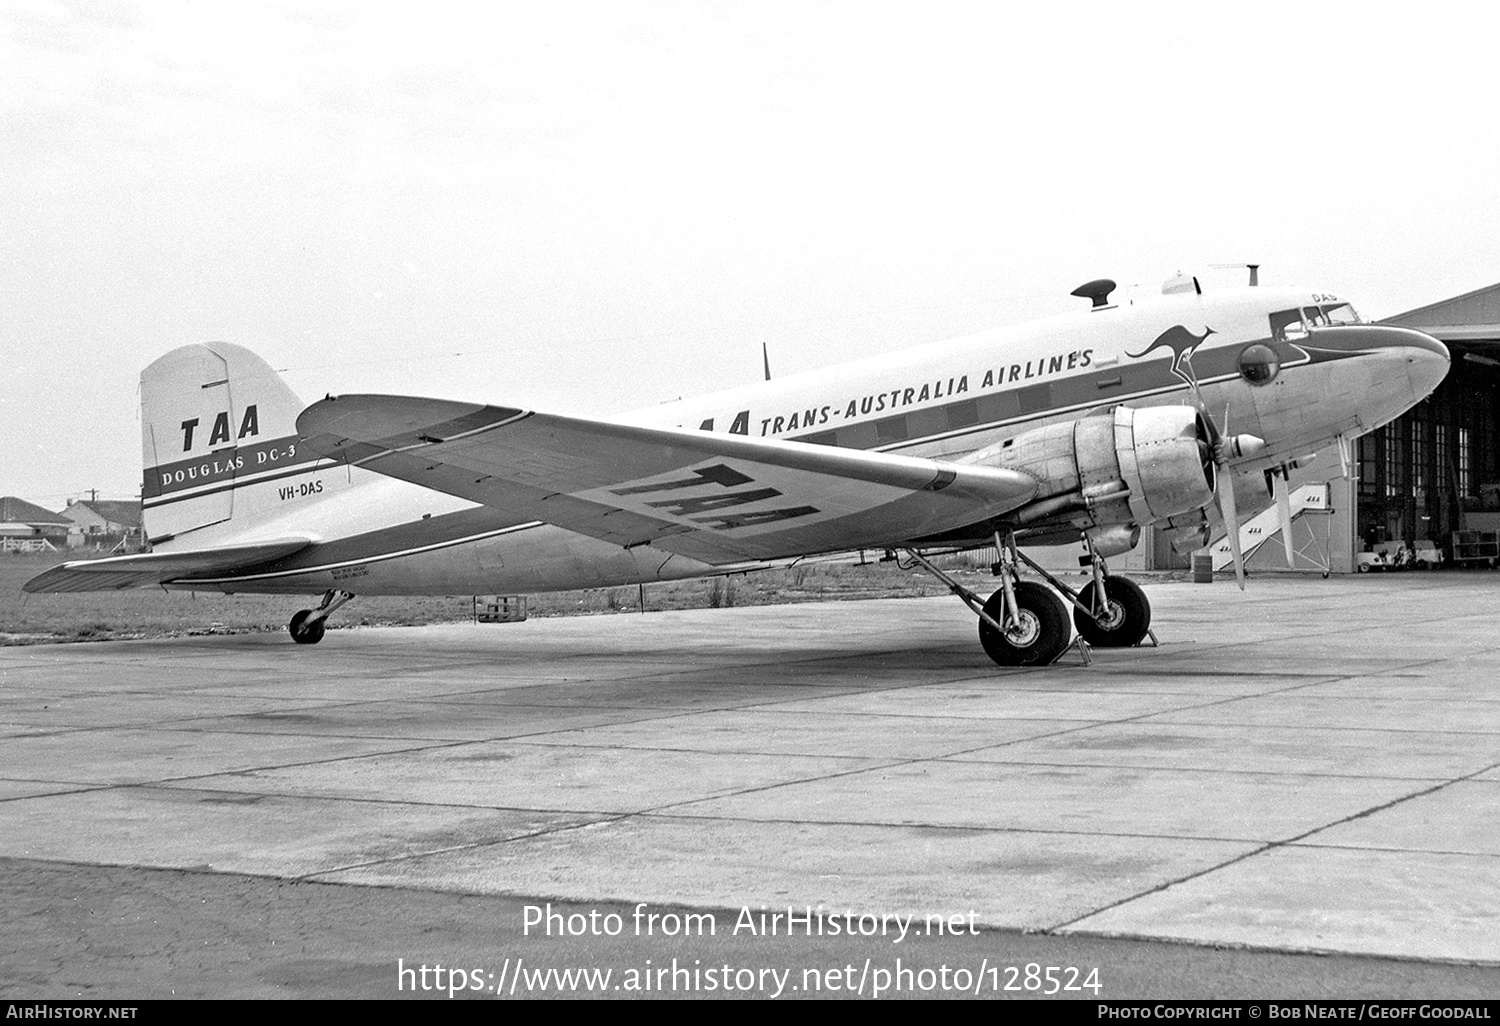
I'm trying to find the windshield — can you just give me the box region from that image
[1270,302,1363,340]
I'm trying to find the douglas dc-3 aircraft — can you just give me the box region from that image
[26,275,1449,666]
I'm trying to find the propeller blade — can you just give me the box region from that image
[1186,364,1209,417]
[1275,472,1296,566]
[1219,471,1246,590]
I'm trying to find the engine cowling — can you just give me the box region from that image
[967,405,1216,539]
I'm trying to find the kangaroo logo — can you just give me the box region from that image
[1127,325,1215,388]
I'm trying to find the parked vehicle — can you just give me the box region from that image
[1355,544,1442,572]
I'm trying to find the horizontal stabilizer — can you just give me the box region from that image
[23,537,316,593]
[297,395,1038,564]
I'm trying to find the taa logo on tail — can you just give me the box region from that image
[181,405,259,451]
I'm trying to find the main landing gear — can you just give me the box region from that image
[904,531,1154,667]
[977,579,1072,666]
[1071,539,1151,648]
[288,590,354,645]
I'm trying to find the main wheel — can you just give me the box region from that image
[1072,576,1151,648]
[289,609,325,645]
[978,581,1071,666]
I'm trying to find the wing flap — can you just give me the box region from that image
[298,395,1037,563]
[23,537,315,593]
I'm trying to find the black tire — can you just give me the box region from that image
[1072,576,1151,648]
[289,609,325,645]
[978,581,1071,666]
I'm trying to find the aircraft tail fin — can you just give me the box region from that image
[141,343,321,545]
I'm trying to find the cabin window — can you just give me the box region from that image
[1321,303,1360,325]
[945,399,979,429]
[874,415,909,444]
[1237,343,1280,386]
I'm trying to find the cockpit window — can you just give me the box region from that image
[1321,302,1360,325]
[1271,303,1361,340]
[1269,308,1307,341]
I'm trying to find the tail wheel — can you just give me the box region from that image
[1073,576,1151,648]
[979,581,1071,666]
[289,609,325,645]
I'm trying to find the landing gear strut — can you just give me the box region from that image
[903,529,1158,667]
[903,532,1076,667]
[998,533,1154,650]
[288,590,354,645]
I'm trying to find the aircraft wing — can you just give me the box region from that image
[297,395,1038,564]
[23,537,315,593]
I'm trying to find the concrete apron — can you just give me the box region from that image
[1,574,1497,965]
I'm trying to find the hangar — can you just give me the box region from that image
[1360,283,1500,567]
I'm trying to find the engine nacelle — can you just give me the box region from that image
[969,405,1215,532]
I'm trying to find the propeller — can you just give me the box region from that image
[1274,469,1296,566]
[1182,352,1264,588]
[1200,408,1263,588]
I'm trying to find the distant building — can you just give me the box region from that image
[0,497,72,552]
[62,498,144,551]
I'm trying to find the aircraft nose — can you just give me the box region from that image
[1328,324,1449,398]
[1390,326,1450,398]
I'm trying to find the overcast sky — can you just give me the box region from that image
[4,0,1498,505]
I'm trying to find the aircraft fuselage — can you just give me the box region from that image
[170,284,1449,596]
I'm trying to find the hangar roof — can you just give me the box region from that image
[1381,282,1500,341]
